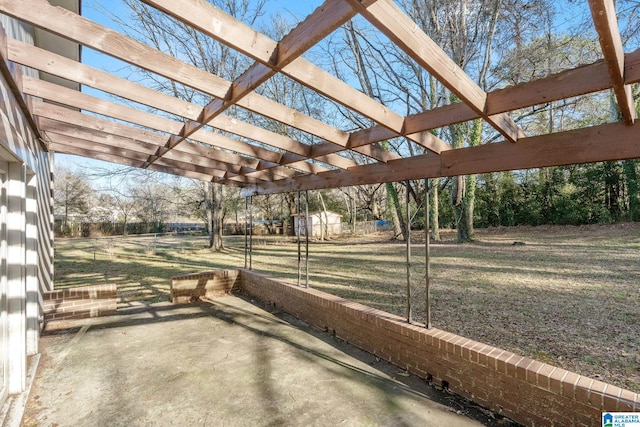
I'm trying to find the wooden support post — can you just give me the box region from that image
[406,181,412,324]
[425,179,432,329]
[249,196,253,270]
[297,191,302,287]
[305,190,310,288]
[244,196,248,269]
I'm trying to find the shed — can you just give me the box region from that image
[294,211,342,238]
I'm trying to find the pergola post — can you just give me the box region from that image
[305,190,309,288]
[244,196,248,269]
[425,179,432,329]
[249,195,253,270]
[297,190,302,287]
[406,181,412,324]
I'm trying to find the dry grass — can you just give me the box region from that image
[54,224,640,393]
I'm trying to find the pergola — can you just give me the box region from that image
[0,0,638,198]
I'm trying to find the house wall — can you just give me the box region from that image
[0,19,54,403]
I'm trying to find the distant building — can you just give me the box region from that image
[294,211,342,238]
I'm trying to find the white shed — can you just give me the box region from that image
[294,211,342,238]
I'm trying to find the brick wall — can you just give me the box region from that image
[43,284,117,322]
[171,269,240,303]
[238,269,639,427]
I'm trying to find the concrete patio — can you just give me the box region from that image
[19,295,503,427]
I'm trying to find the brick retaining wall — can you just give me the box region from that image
[43,284,117,321]
[171,269,240,303]
[238,269,639,427]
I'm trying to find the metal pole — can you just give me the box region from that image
[406,181,412,324]
[244,196,248,269]
[425,179,432,329]
[249,195,253,270]
[305,190,309,288]
[297,191,302,286]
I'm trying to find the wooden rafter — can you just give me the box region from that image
[32,102,289,179]
[7,39,395,166]
[248,120,640,195]
[139,0,362,168]
[21,76,332,175]
[589,0,636,124]
[0,0,365,169]
[140,0,450,154]
[48,141,246,185]
[1,0,639,196]
[0,27,45,149]
[346,0,524,143]
[11,41,331,174]
[44,133,243,183]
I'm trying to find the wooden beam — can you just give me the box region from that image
[0,0,230,95]
[246,121,640,195]
[9,40,390,167]
[31,101,300,180]
[45,134,222,183]
[141,0,361,167]
[589,0,636,124]
[0,27,45,149]
[7,39,200,121]
[348,0,523,142]
[42,124,231,178]
[404,49,640,135]
[141,0,449,154]
[0,0,374,164]
[37,117,279,179]
[21,77,339,174]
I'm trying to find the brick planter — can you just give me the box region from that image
[238,269,639,427]
[43,284,117,321]
[171,269,240,303]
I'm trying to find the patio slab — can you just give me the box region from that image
[21,295,500,427]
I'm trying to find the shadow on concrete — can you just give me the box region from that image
[27,296,521,427]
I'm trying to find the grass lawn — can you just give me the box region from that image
[54,224,640,393]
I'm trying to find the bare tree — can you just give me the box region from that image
[107,0,267,249]
[53,167,94,235]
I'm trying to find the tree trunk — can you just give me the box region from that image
[386,182,406,240]
[206,182,224,251]
[286,193,296,236]
[430,178,441,241]
[122,214,128,236]
[453,175,472,243]
[623,159,640,221]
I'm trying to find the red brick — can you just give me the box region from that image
[618,389,640,411]
[238,270,637,427]
[575,376,594,404]
[506,355,523,377]
[485,347,504,370]
[535,363,555,390]
[469,343,486,364]
[587,379,608,409]
[523,359,544,384]
[562,371,580,399]
[515,357,534,380]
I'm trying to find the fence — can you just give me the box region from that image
[223,220,393,237]
[55,221,395,260]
